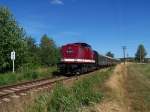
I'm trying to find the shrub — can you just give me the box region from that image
[72,78,103,106]
[0,73,17,85]
[48,83,79,112]
[27,93,50,112]
[23,71,39,80]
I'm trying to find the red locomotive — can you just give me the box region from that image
[58,42,119,74]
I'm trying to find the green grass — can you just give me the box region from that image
[134,64,150,79]
[0,66,57,86]
[125,64,150,112]
[48,83,79,112]
[26,67,113,112]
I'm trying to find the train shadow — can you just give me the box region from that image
[52,71,80,77]
[52,69,97,77]
[52,65,115,78]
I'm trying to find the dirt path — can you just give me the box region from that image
[96,64,130,112]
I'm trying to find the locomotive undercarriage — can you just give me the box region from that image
[58,63,96,75]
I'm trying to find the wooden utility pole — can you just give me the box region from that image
[122,46,126,65]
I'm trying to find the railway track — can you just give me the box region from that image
[0,68,110,103]
[0,76,72,102]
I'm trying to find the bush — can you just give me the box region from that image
[27,93,50,112]
[23,71,39,80]
[0,73,17,85]
[48,83,79,112]
[0,66,56,86]
[72,77,103,106]
[0,76,7,85]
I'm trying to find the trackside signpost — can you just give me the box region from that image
[11,50,15,73]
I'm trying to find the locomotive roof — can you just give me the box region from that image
[65,42,91,48]
[74,43,91,48]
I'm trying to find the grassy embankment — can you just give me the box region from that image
[0,66,57,86]
[125,64,150,112]
[26,67,114,112]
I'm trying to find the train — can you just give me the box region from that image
[58,42,120,74]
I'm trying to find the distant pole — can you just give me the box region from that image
[127,53,129,62]
[122,46,126,65]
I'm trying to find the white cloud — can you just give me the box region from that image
[51,0,64,5]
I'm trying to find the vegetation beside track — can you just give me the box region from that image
[25,68,114,112]
[0,7,60,75]
[0,66,57,86]
[125,64,150,112]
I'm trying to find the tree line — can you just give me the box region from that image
[0,7,60,72]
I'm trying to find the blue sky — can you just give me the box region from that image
[0,0,150,58]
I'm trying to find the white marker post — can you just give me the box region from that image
[11,51,15,73]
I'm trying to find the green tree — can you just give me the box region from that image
[25,36,40,65]
[0,6,28,72]
[39,34,60,66]
[135,44,147,62]
[106,51,114,58]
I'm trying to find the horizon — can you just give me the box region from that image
[0,0,150,58]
